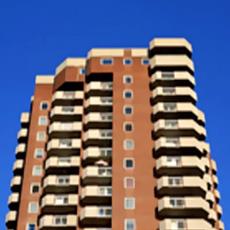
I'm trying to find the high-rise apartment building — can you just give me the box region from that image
[6,38,224,230]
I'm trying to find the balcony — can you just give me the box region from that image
[84,112,112,129]
[49,122,82,138]
[208,209,218,223]
[43,175,79,193]
[212,174,219,187]
[218,220,224,230]
[17,128,28,142]
[45,156,80,174]
[206,191,215,204]
[5,211,17,229]
[81,186,112,205]
[152,87,197,104]
[156,176,207,197]
[39,215,77,230]
[159,218,214,230]
[85,97,112,113]
[211,159,217,173]
[85,82,113,96]
[8,193,19,210]
[20,112,30,127]
[153,119,206,139]
[47,139,81,155]
[83,130,112,147]
[80,207,112,227]
[52,91,84,106]
[13,159,24,175]
[10,176,22,192]
[50,106,83,121]
[158,197,209,218]
[15,143,26,159]
[216,204,223,217]
[214,189,220,201]
[82,166,112,186]
[155,156,205,176]
[150,71,195,89]
[203,174,212,186]
[152,102,205,125]
[153,137,209,157]
[41,194,78,214]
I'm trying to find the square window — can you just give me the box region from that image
[28,202,38,213]
[124,139,135,150]
[141,58,149,65]
[125,219,136,230]
[123,106,133,115]
[124,158,135,169]
[124,177,135,189]
[124,197,135,209]
[36,131,46,141]
[32,165,42,176]
[123,58,133,65]
[79,68,86,74]
[40,102,49,110]
[123,90,133,99]
[123,75,133,84]
[34,148,44,159]
[27,223,36,230]
[38,116,48,126]
[30,184,40,194]
[124,122,133,132]
[100,58,113,65]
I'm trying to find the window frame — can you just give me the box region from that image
[28,202,38,214]
[123,122,134,132]
[123,75,133,84]
[141,58,149,65]
[124,218,136,230]
[124,197,136,210]
[26,223,36,230]
[123,58,133,65]
[40,101,49,111]
[100,58,113,65]
[34,148,45,159]
[32,165,43,176]
[123,158,135,170]
[123,105,133,116]
[123,139,135,150]
[123,90,133,100]
[38,116,48,126]
[36,131,46,142]
[124,177,135,189]
[30,183,40,194]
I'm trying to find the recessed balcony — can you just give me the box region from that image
[43,175,79,193]
[41,194,78,214]
[50,106,83,121]
[82,166,112,186]
[85,82,113,96]
[153,119,206,139]
[39,215,77,230]
[45,156,80,175]
[80,206,112,227]
[17,128,28,142]
[81,186,112,205]
[84,112,112,129]
[13,159,24,175]
[85,97,112,113]
[158,196,210,218]
[20,112,30,128]
[8,193,19,210]
[15,143,26,159]
[10,176,22,192]
[156,176,207,197]
[152,102,205,125]
[153,137,209,157]
[5,211,17,229]
[155,156,205,176]
[52,91,84,106]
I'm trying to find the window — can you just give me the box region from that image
[38,116,48,126]
[40,101,49,110]
[34,148,44,159]
[124,139,135,150]
[28,202,38,213]
[124,177,135,189]
[162,71,174,79]
[27,223,36,230]
[166,137,179,147]
[168,177,183,186]
[58,157,71,165]
[169,197,185,207]
[165,120,178,128]
[123,75,133,84]
[123,122,133,132]
[55,195,68,205]
[167,156,181,167]
[57,176,70,185]
[36,131,46,141]
[125,219,136,230]
[100,58,113,65]
[123,58,133,65]
[163,103,177,111]
[32,165,42,176]
[62,106,74,113]
[59,139,72,148]
[79,68,86,74]
[54,216,67,225]
[30,183,40,194]
[63,91,75,99]
[141,58,149,65]
[171,219,186,229]
[123,106,133,115]
[124,197,135,209]
[123,90,133,99]
[124,158,135,169]
[162,87,175,94]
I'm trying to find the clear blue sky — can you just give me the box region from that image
[0,0,229,228]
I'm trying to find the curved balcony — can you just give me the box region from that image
[20,112,30,128]
[41,194,78,214]
[10,176,22,192]
[84,112,112,129]
[152,102,205,125]
[218,220,224,230]
[155,156,205,176]
[208,209,218,224]
[206,191,215,204]
[13,159,24,175]
[8,193,19,210]
[156,176,207,197]
[43,175,79,194]
[52,91,84,106]
[214,189,221,201]
[17,128,28,142]
[82,166,112,186]
[85,97,112,113]
[5,211,17,229]
[15,143,26,159]
[153,119,206,139]
[211,159,217,173]
[80,206,112,228]
[153,137,209,157]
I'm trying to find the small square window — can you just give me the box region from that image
[27,223,36,230]
[30,183,40,194]
[34,148,44,159]
[28,202,38,213]
[125,219,136,230]
[100,58,113,65]
[123,58,133,65]
[124,177,135,189]
[124,158,135,169]
[123,90,133,99]
[141,58,149,65]
[124,197,135,209]
[124,139,135,150]
[38,116,48,126]
[79,68,86,74]
[40,101,49,110]
[36,131,46,141]
[32,165,42,176]
[123,75,133,84]
[124,122,133,132]
[123,106,133,115]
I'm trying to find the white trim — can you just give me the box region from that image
[123,105,133,116]
[124,177,135,189]
[123,75,133,84]
[123,122,134,132]
[40,101,49,110]
[124,218,136,230]
[30,183,40,194]
[124,197,136,210]
[123,158,135,169]
[123,139,135,150]
[123,90,133,99]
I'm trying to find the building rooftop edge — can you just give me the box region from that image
[35,75,54,84]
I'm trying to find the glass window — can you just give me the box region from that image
[125,219,136,230]
[124,122,133,132]
[79,68,86,74]
[123,75,133,84]
[171,219,186,229]
[100,58,113,65]
[123,58,133,65]
[40,102,49,110]
[55,195,68,205]
[124,177,135,189]
[54,216,67,225]
[36,131,46,141]
[38,116,48,126]
[34,148,45,159]
[141,58,149,65]
[124,158,135,169]
[162,71,175,79]
[123,90,133,99]
[28,202,38,213]
[30,183,40,194]
[27,223,36,230]
[57,176,70,185]
[124,197,135,209]
[123,106,133,115]
[124,139,135,150]
[32,165,42,176]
